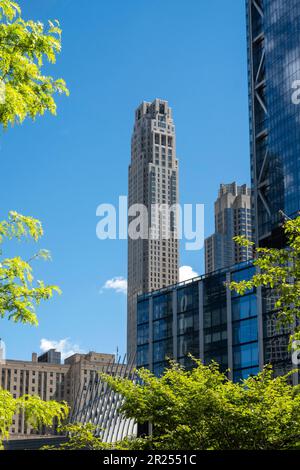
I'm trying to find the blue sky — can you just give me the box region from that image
[0,0,250,360]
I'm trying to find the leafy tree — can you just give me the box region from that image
[0,211,61,325]
[0,211,67,447]
[43,423,112,451]
[0,0,69,127]
[0,389,68,449]
[53,218,300,451]
[100,360,300,450]
[0,0,70,448]
[229,216,300,347]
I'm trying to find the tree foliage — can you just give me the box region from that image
[0,388,68,448]
[100,360,300,450]
[230,216,300,346]
[0,1,69,447]
[0,211,66,448]
[43,423,112,451]
[0,0,69,127]
[0,211,61,325]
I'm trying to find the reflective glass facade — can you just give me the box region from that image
[262,286,291,376]
[247,0,300,247]
[152,292,173,376]
[203,272,228,372]
[137,263,260,382]
[177,284,199,369]
[137,300,149,368]
[231,266,259,381]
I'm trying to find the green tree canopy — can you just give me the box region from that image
[0,1,69,448]
[0,211,66,447]
[0,0,69,127]
[0,211,61,325]
[0,389,68,448]
[43,423,112,451]
[101,360,300,450]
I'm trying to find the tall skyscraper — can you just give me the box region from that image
[246,0,300,377]
[205,183,253,273]
[127,99,179,358]
[247,0,300,248]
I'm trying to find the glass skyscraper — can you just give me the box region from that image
[247,0,300,378]
[247,0,300,247]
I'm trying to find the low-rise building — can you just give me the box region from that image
[137,262,295,383]
[0,349,115,437]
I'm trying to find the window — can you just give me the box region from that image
[232,295,257,320]
[137,300,149,324]
[153,318,173,341]
[178,335,199,358]
[233,367,259,382]
[233,343,258,369]
[177,311,199,335]
[153,339,173,362]
[137,345,149,367]
[153,293,172,320]
[159,103,165,114]
[137,324,149,345]
[232,317,258,345]
[177,284,198,313]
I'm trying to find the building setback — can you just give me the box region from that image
[205,183,253,273]
[127,99,179,358]
[0,350,115,437]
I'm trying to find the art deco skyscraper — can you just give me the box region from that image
[247,0,300,248]
[205,183,253,273]
[127,99,179,358]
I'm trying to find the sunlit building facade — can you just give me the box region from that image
[127,99,179,359]
[205,183,253,273]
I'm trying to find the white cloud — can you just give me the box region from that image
[40,338,84,361]
[101,276,127,295]
[101,270,198,295]
[179,265,199,282]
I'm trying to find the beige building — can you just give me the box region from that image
[205,183,253,273]
[0,349,115,437]
[128,99,179,358]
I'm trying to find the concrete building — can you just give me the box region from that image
[0,349,115,437]
[127,99,179,358]
[205,183,253,273]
